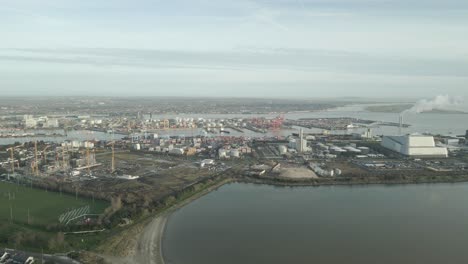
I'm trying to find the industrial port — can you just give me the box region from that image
[0,97,468,263]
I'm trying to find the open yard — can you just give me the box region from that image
[79,151,226,205]
[279,166,318,179]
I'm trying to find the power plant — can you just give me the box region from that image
[381,134,448,158]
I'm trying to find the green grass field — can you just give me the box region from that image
[0,181,108,226]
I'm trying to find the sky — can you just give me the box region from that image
[0,0,468,98]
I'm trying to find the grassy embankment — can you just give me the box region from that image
[0,181,108,252]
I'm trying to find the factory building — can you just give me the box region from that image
[381,134,448,158]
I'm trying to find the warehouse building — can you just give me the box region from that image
[381,134,448,158]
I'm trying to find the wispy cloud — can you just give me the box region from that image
[251,8,289,31]
[1,48,467,78]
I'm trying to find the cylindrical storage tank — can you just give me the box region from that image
[278,145,288,155]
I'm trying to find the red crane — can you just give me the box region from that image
[250,114,284,130]
[270,114,284,129]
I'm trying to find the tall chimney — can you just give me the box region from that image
[399,115,403,135]
[299,128,304,153]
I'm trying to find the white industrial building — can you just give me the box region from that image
[44,118,59,128]
[218,148,241,159]
[381,134,448,158]
[24,118,37,128]
[62,141,94,149]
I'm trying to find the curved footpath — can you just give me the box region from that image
[133,213,168,264]
[101,211,169,264]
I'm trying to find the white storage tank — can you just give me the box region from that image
[278,145,288,155]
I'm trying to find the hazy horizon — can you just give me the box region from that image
[1,0,468,98]
[0,95,437,102]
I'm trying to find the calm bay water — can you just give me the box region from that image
[163,182,468,264]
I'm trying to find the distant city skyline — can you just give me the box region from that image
[1,0,467,98]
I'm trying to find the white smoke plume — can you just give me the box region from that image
[404,95,464,114]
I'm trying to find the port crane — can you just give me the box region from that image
[5,146,21,174]
[105,141,116,173]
